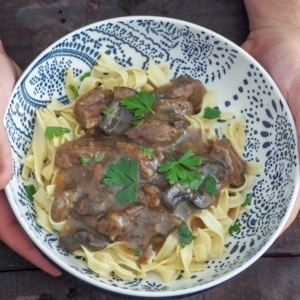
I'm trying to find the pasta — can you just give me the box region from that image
[22,54,260,282]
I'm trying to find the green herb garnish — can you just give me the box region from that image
[204,175,217,195]
[121,91,155,116]
[203,107,221,119]
[174,137,181,145]
[158,150,203,190]
[178,224,194,248]
[130,119,144,126]
[44,126,71,140]
[80,72,91,81]
[138,145,153,157]
[95,156,104,163]
[102,108,114,115]
[24,184,36,202]
[176,274,183,280]
[135,245,142,257]
[68,84,79,98]
[103,157,139,204]
[229,219,241,234]
[242,193,253,206]
[81,156,93,166]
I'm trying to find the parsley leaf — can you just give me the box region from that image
[176,274,183,280]
[138,145,153,157]
[44,127,71,140]
[24,184,36,202]
[203,107,221,119]
[68,84,79,98]
[158,150,203,190]
[174,137,181,145]
[178,224,194,248]
[80,72,91,81]
[229,219,241,234]
[103,158,139,204]
[204,175,217,195]
[96,156,104,163]
[102,108,114,115]
[242,193,253,206]
[130,119,144,126]
[121,91,155,116]
[135,245,142,257]
[81,156,93,166]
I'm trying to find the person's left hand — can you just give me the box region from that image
[242,0,300,233]
[0,40,61,276]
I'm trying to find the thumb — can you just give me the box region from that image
[0,40,21,189]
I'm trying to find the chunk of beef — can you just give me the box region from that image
[156,76,206,113]
[176,127,212,157]
[97,204,145,241]
[146,96,193,126]
[210,138,246,187]
[137,184,162,208]
[55,137,116,168]
[51,188,82,222]
[99,87,137,135]
[116,141,155,179]
[74,87,113,129]
[124,207,180,258]
[123,119,182,148]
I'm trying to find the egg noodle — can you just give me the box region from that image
[22,54,260,282]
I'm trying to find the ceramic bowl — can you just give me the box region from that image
[4,16,299,297]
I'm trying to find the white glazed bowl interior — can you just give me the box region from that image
[4,16,299,297]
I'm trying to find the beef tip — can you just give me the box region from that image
[97,204,145,241]
[124,207,180,260]
[137,184,162,208]
[146,96,193,126]
[113,86,138,100]
[176,127,212,157]
[59,218,108,252]
[210,138,246,187]
[156,76,206,113]
[55,137,116,168]
[116,141,155,179]
[51,188,82,222]
[161,183,215,211]
[123,119,182,148]
[74,87,113,129]
[99,87,137,135]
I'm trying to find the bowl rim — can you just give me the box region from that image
[4,15,300,298]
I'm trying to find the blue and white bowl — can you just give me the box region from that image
[4,16,299,297]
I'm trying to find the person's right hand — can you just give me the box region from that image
[242,0,300,232]
[0,40,61,276]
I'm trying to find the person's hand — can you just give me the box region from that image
[0,40,61,276]
[242,0,300,232]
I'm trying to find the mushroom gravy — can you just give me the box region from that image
[51,76,246,263]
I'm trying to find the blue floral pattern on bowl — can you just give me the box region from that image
[4,16,299,297]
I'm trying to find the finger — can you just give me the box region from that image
[281,186,300,233]
[0,40,19,188]
[0,190,62,276]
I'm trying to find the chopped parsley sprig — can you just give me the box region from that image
[178,224,194,248]
[68,84,79,98]
[158,150,203,190]
[121,91,155,116]
[103,157,139,205]
[242,193,253,206]
[203,107,221,119]
[44,126,71,140]
[24,184,36,202]
[229,218,241,234]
